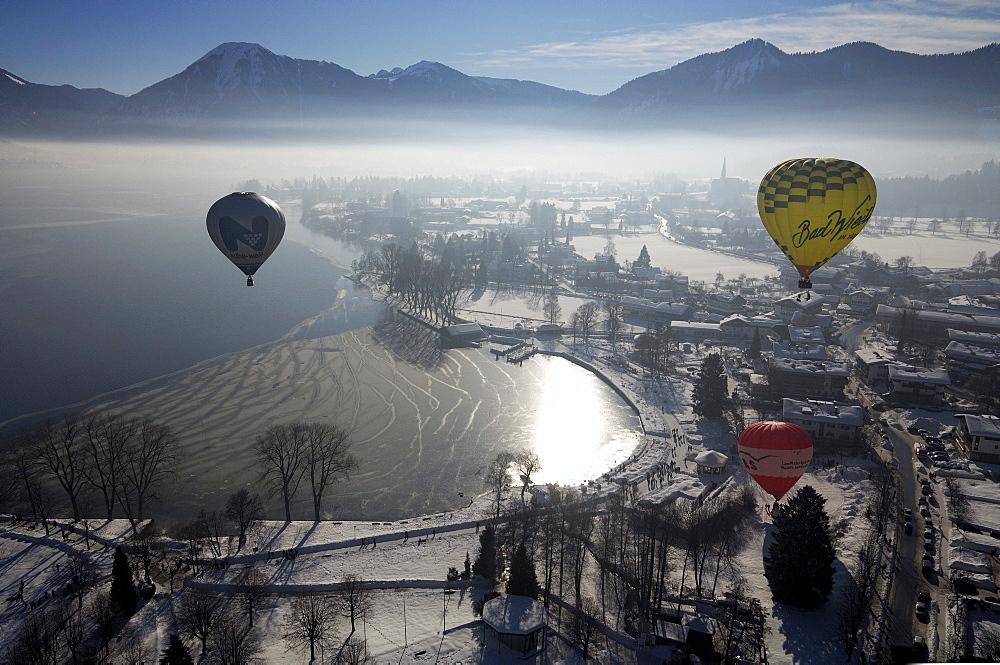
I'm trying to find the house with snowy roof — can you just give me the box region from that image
[955,414,1000,464]
[887,365,951,404]
[718,314,781,342]
[773,292,826,324]
[768,358,850,399]
[704,291,746,315]
[782,398,865,447]
[621,297,693,329]
[854,349,894,382]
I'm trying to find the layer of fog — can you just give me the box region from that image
[3,119,996,197]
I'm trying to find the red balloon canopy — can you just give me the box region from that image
[738,421,813,501]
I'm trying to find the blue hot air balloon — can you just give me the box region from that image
[206,192,285,286]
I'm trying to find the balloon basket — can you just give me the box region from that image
[246,276,254,287]
[798,277,812,290]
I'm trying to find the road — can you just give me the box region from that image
[883,411,948,660]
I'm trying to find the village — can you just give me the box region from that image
[5,166,1000,664]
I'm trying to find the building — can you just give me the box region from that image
[704,291,747,315]
[773,293,826,324]
[482,594,547,659]
[955,414,1000,464]
[621,297,693,329]
[773,342,828,360]
[947,328,1000,349]
[887,365,951,404]
[944,341,1000,384]
[669,321,723,342]
[694,450,729,475]
[782,398,865,445]
[854,349,894,382]
[718,314,781,343]
[876,304,1000,343]
[768,358,850,399]
[440,323,488,347]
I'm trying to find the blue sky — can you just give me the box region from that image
[2,0,997,95]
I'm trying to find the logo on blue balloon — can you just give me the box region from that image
[219,216,269,252]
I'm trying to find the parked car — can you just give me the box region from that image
[904,522,914,535]
[918,590,930,604]
[924,538,935,551]
[916,601,928,619]
[905,509,914,520]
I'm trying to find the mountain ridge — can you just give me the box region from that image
[1,39,996,136]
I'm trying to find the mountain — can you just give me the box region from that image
[107,42,592,130]
[0,68,123,132]
[587,39,1000,129]
[1,39,995,137]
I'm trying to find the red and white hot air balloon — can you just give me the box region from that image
[738,421,813,502]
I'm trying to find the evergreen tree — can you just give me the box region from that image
[472,524,497,582]
[506,541,540,599]
[691,353,729,419]
[159,633,194,665]
[764,485,837,608]
[110,545,137,616]
[748,328,762,360]
[635,244,652,268]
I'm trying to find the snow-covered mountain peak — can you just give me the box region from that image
[199,42,276,96]
[400,61,451,78]
[708,39,784,91]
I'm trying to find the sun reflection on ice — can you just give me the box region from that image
[531,356,639,486]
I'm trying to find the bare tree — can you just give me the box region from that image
[82,412,134,520]
[66,556,98,609]
[128,529,159,583]
[286,595,339,663]
[8,444,47,522]
[52,598,89,665]
[303,423,359,522]
[3,606,59,665]
[604,299,623,347]
[944,476,972,524]
[31,414,88,521]
[254,423,307,522]
[178,592,226,660]
[572,301,600,344]
[209,611,261,665]
[543,291,562,324]
[225,489,265,552]
[117,415,177,526]
[837,528,882,661]
[233,567,270,628]
[196,509,231,558]
[485,451,517,521]
[88,592,118,660]
[337,574,373,634]
[512,450,541,504]
[570,595,602,661]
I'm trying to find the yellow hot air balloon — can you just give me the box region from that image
[757,158,876,289]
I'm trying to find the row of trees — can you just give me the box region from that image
[3,412,177,528]
[1,417,360,527]
[253,422,359,523]
[172,573,372,664]
[354,242,471,325]
[471,449,775,661]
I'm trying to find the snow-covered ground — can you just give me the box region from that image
[7,225,1000,662]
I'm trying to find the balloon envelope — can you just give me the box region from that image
[738,421,813,501]
[757,158,876,281]
[206,192,285,283]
